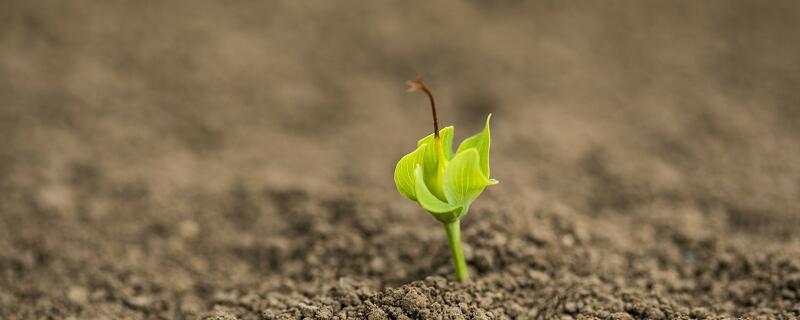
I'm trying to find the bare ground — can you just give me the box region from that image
[1,1,799,319]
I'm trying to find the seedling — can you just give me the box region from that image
[394,79,498,282]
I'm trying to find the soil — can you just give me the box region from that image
[2,1,800,319]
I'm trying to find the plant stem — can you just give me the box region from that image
[421,85,439,139]
[408,79,439,139]
[443,220,469,282]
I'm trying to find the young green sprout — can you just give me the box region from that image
[394,79,498,282]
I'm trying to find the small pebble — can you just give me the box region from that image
[67,286,88,304]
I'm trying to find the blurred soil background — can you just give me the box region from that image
[1,1,800,319]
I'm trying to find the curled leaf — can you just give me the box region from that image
[418,126,454,160]
[456,114,492,177]
[394,143,425,201]
[443,148,497,211]
[414,165,461,220]
[416,126,453,199]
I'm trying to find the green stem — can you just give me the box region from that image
[443,220,469,282]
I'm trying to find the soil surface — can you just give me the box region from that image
[2,1,800,319]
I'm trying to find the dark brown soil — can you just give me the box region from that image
[2,1,800,319]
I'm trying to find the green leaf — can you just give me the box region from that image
[416,126,453,200]
[456,114,491,177]
[417,126,454,160]
[414,165,461,216]
[442,148,497,211]
[394,143,425,201]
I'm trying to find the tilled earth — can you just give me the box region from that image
[2,183,799,319]
[2,1,800,319]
